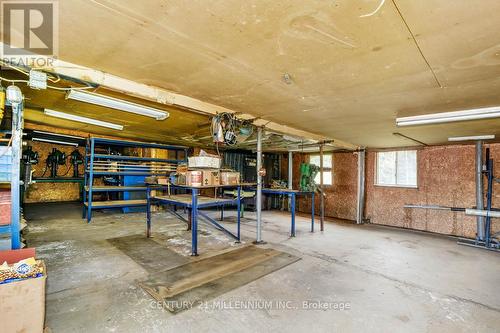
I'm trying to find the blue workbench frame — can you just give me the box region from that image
[261,188,315,237]
[146,184,245,256]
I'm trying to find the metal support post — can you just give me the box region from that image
[236,185,241,242]
[146,186,151,238]
[290,193,296,237]
[311,192,315,232]
[191,188,198,256]
[82,146,88,219]
[10,103,22,249]
[87,139,95,223]
[356,148,366,224]
[288,151,293,211]
[319,144,324,231]
[254,127,264,243]
[484,157,494,246]
[475,140,485,241]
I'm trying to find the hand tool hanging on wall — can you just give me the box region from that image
[46,148,66,178]
[21,146,39,189]
[70,149,84,178]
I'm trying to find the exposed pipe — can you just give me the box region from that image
[476,140,485,241]
[356,149,366,224]
[255,126,264,243]
[288,151,293,212]
[10,103,23,249]
[466,209,500,219]
[319,144,324,231]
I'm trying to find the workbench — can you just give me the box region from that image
[260,188,316,237]
[146,184,254,256]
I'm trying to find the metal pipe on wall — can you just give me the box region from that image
[319,144,324,231]
[475,140,485,241]
[10,103,23,249]
[356,149,366,224]
[466,208,500,219]
[288,151,293,212]
[255,126,264,243]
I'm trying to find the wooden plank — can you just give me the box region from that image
[138,246,291,302]
[107,235,189,273]
[139,249,301,313]
[153,249,280,299]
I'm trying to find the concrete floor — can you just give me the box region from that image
[25,202,500,333]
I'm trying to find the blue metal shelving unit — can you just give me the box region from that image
[83,137,188,223]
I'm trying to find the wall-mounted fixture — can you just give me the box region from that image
[66,90,169,120]
[30,130,84,147]
[396,106,500,126]
[448,135,495,142]
[44,109,124,130]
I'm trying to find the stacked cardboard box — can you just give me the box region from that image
[220,172,240,185]
[0,248,46,333]
[0,189,11,226]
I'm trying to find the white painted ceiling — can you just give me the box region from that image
[22,0,500,147]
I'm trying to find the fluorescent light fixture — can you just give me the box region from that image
[66,90,169,120]
[396,106,500,127]
[32,138,78,147]
[448,135,495,142]
[44,109,123,130]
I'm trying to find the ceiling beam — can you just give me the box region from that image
[1,45,357,149]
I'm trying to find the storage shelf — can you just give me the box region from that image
[85,186,147,192]
[0,224,11,234]
[84,137,187,222]
[85,171,172,176]
[84,199,147,209]
[90,137,188,150]
[93,154,181,163]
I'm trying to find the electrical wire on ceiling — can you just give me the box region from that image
[390,0,443,88]
[360,0,386,17]
[0,59,95,91]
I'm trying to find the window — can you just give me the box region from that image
[309,154,333,185]
[376,150,417,187]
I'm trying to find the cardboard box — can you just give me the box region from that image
[186,170,203,187]
[0,248,46,333]
[202,170,220,186]
[221,172,240,185]
[157,177,170,185]
[188,156,221,169]
[0,202,11,226]
[187,170,220,186]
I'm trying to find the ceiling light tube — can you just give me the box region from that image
[448,135,495,142]
[44,109,124,130]
[396,106,500,127]
[66,90,169,120]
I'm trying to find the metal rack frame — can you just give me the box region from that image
[261,188,316,237]
[146,184,253,256]
[83,137,187,223]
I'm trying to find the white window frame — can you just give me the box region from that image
[309,153,333,186]
[375,150,418,188]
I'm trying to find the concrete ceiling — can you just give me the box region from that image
[19,1,500,147]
